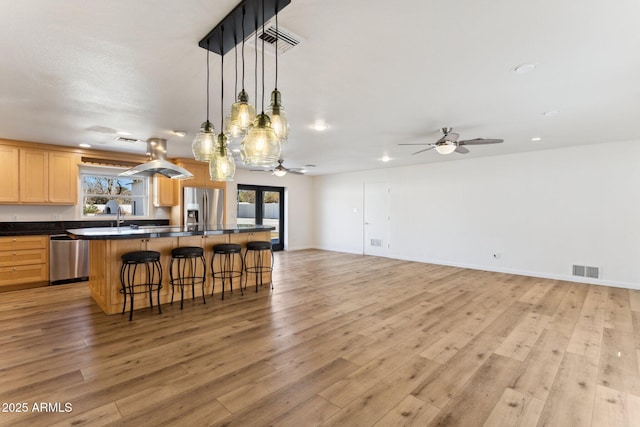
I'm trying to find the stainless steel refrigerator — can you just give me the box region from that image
[183,187,224,227]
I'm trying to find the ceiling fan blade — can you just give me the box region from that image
[458,138,504,145]
[289,170,305,175]
[412,146,436,155]
[455,146,469,154]
[398,143,431,146]
[250,169,274,172]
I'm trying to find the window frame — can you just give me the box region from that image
[79,164,150,218]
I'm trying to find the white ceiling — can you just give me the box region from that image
[1,0,639,175]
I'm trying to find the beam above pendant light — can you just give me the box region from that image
[198,0,291,55]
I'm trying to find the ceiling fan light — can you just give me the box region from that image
[192,120,216,161]
[240,113,281,167]
[435,143,457,155]
[273,168,287,177]
[209,134,236,181]
[265,90,289,143]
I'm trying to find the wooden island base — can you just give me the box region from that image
[88,231,271,315]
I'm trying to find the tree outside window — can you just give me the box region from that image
[81,174,147,216]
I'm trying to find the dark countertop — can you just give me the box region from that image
[0,219,170,237]
[66,224,275,240]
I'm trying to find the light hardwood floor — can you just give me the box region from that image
[1,249,639,426]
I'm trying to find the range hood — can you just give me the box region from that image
[119,138,193,179]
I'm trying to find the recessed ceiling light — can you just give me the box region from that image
[312,121,327,131]
[543,110,559,117]
[381,155,391,162]
[531,137,542,141]
[79,143,91,148]
[513,63,536,74]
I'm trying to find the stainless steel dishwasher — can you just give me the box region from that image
[49,235,89,285]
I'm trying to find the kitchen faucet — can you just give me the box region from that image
[116,207,124,229]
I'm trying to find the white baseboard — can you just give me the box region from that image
[392,254,640,291]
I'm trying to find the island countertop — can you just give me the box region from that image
[66,224,275,240]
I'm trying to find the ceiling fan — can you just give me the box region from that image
[251,159,305,177]
[399,127,503,155]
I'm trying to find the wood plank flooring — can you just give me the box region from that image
[0,249,639,426]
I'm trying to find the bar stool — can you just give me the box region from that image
[211,244,243,299]
[169,246,207,309]
[243,241,274,293]
[120,250,163,321]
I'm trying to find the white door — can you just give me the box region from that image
[364,182,390,256]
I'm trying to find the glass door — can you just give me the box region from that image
[237,185,285,251]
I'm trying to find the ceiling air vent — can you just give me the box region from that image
[247,23,301,55]
[115,136,143,143]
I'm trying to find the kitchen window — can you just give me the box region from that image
[80,165,148,217]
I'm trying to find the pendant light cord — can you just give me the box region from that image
[220,27,224,132]
[241,7,246,91]
[234,39,238,97]
[261,0,265,113]
[254,13,258,110]
[275,10,278,90]
[206,40,210,122]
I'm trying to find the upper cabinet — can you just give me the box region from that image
[0,144,79,205]
[19,149,48,203]
[48,151,80,204]
[154,175,177,207]
[175,159,225,189]
[0,145,19,203]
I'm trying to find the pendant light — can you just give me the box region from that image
[265,10,289,143]
[240,0,280,167]
[192,41,216,161]
[229,7,255,135]
[210,27,236,181]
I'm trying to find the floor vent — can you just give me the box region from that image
[247,23,302,55]
[572,264,600,279]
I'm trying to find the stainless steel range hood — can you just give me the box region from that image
[119,138,193,179]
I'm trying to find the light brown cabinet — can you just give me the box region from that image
[19,149,48,203]
[175,158,226,190]
[0,145,79,205]
[48,151,80,203]
[0,235,49,290]
[0,145,19,202]
[154,175,177,207]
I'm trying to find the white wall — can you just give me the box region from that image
[225,169,314,251]
[312,140,640,289]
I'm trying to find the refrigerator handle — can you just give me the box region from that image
[203,191,208,226]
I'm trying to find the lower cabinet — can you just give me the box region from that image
[0,235,49,290]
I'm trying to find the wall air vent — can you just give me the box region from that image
[370,239,383,247]
[246,23,302,55]
[585,266,600,279]
[572,264,600,279]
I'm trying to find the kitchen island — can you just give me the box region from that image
[67,225,274,315]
